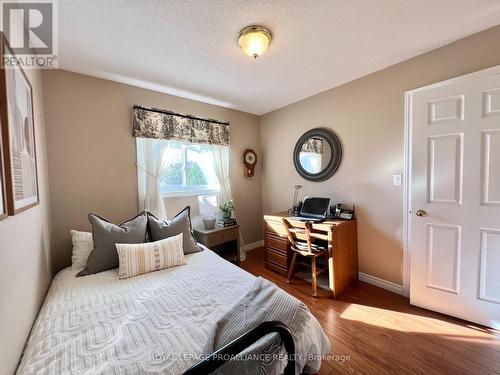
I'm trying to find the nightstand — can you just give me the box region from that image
[193,225,240,264]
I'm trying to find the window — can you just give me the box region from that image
[159,141,219,196]
[299,152,322,174]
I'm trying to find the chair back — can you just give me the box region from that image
[282,218,314,254]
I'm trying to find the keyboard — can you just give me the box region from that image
[288,216,324,222]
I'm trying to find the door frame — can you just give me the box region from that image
[402,64,500,298]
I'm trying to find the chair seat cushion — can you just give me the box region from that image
[294,241,326,252]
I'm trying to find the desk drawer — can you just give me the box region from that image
[265,236,288,253]
[207,228,238,247]
[265,248,287,268]
[265,261,288,276]
[266,221,287,238]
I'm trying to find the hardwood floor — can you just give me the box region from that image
[240,247,500,375]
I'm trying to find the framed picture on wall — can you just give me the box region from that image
[0,127,7,221]
[0,33,39,215]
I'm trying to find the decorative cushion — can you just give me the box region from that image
[116,234,186,279]
[294,240,326,252]
[77,212,148,277]
[70,230,93,269]
[147,207,201,254]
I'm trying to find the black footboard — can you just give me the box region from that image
[183,320,295,375]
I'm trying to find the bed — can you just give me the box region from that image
[17,246,330,374]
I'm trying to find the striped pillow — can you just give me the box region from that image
[116,234,186,279]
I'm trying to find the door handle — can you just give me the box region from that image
[415,209,426,217]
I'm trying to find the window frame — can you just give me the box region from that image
[160,143,219,198]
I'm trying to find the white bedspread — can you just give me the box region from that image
[17,247,329,374]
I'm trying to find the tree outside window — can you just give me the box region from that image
[159,141,218,196]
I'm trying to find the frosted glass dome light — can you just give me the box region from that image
[238,26,272,59]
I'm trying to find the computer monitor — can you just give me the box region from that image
[299,197,331,219]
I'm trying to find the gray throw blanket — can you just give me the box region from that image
[204,277,326,375]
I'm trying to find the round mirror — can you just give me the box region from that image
[293,128,342,182]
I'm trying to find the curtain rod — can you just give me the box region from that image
[134,105,229,126]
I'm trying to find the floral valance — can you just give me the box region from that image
[301,137,323,154]
[133,105,230,146]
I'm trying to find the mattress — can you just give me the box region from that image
[17,247,329,374]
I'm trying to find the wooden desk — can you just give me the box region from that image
[264,212,358,298]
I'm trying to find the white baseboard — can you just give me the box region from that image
[241,240,264,252]
[358,272,404,295]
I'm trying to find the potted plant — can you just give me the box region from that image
[219,199,236,220]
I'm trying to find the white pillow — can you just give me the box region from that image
[116,233,186,279]
[71,230,93,270]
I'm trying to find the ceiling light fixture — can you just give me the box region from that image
[237,25,272,59]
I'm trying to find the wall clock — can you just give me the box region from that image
[243,149,257,177]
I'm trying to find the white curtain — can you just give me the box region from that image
[210,145,232,204]
[210,145,245,256]
[136,138,176,219]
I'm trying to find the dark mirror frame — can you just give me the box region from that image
[293,128,342,182]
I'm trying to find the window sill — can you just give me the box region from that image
[162,189,219,198]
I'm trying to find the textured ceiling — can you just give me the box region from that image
[59,0,500,115]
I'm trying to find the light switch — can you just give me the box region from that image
[393,174,402,186]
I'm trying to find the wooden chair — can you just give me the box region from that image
[282,218,329,297]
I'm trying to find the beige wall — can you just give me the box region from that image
[41,70,262,273]
[260,25,500,285]
[0,71,52,373]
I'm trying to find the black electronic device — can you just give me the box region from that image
[289,197,330,222]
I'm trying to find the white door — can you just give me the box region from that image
[408,66,500,329]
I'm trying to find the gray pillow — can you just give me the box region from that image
[148,207,201,254]
[77,212,148,277]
